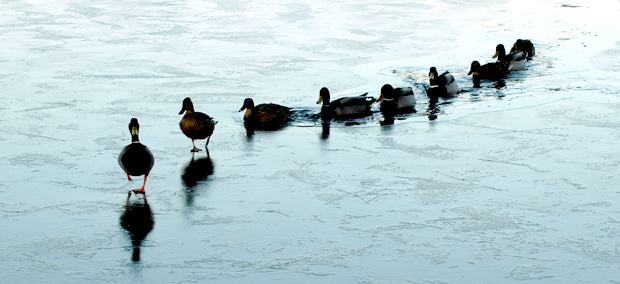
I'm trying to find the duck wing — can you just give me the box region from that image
[393,87,414,99]
[329,94,375,117]
[393,87,416,110]
[332,93,375,107]
[438,71,455,85]
[254,103,291,127]
[508,51,527,62]
[256,103,291,113]
[480,62,508,80]
[194,112,215,123]
[194,112,217,137]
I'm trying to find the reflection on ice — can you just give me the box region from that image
[119,192,154,262]
[181,151,214,207]
[320,122,330,139]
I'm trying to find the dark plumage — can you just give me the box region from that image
[239,98,291,131]
[377,84,415,124]
[429,67,460,97]
[494,44,527,71]
[179,97,217,152]
[118,118,154,194]
[379,84,398,125]
[510,39,535,58]
[467,60,509,87]
[317,87,375,120]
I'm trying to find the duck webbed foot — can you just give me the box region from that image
[191,140,202,152]
[131,176,148,194]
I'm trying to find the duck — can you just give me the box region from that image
[118,118,155,194]
[467,60,509,87]
[493,44,528,71]
[317,87,375,120]
[378,84,416,113]
[378,84,398,125]
[510,39,535,58]
[429,67,460,97]
[239,98,292,130]
[179,97,217,152]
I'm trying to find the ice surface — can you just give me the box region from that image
[0,0,619,283]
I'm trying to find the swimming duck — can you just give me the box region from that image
[378,84,416,113]
[378,84,398,125]
[510,39,535,58]
[239,98,292,130]
[467,60,509,87]
[429,67,460,97]
[118,118,154,194]
[317,87,375,119]
[493,44,528,71]
[179,97,217,152]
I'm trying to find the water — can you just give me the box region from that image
[1,0,619,283]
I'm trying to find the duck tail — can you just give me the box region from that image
[213,120,219,125]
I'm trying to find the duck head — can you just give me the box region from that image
[128,118,140,142]
[493,44,506,60]
[429,67,438,80]
[511,39,521,53]
[511,39,526,53]
[317,87,330,106]
[379,84,394,101]
[179,97,195,115]
[468,61,481,75]
[468,61,482,88]
[429,67,440,86]
[239,98,255,112]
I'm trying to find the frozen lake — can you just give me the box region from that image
[1,0,619,283]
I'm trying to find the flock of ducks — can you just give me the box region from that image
[118,39,535,193]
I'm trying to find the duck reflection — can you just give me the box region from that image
[427,102,439,121]
[244,124,255,137]
[119,192,154,262]
[320,122,330,139]
[495,79,507,89]
[181,151,214,206]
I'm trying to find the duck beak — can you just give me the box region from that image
[467,70,473,75]
[429,73,435,80]
[178,107,185,115]
[493,50,499,58]
[130,126,139,136]
[316,96,322,104]
[377,93,384,102]
[239,106,246,112]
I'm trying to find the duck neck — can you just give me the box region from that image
[472,74,481,88]
[430,73,439,86]
[497,50,507,62]
[322,95,330,106]
[243,107,253,119]
[130,127,140,142]
[184,101,195,114]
